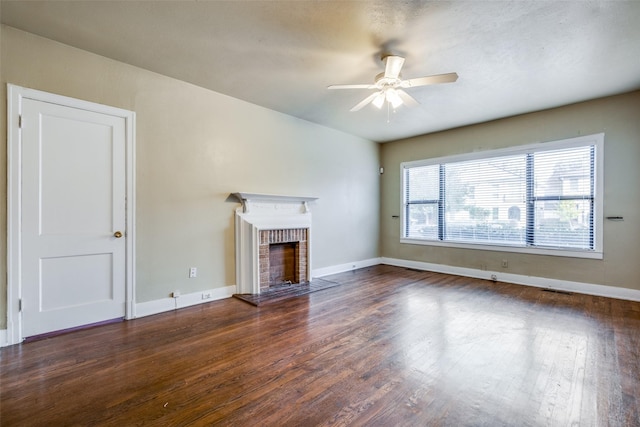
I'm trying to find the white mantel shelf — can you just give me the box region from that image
[231,192,318,213]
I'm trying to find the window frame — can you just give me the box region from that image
[400,133,604,259]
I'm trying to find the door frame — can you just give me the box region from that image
[6,84,136,346]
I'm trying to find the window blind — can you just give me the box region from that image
[530,145,595,249]
[402,137,599,253]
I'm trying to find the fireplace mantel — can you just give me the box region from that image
[231,192,318,213]
[232,193,318,294]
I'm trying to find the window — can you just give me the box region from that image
[401,134,603,258]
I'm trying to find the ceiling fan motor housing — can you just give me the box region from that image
[375,72,402,88]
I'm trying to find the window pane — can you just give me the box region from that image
[401,135,600,255]
[445,155,526,245]
[534,146,593,197]
[534,199,593,248]
[406,165,439,201]
[406,203,438,239]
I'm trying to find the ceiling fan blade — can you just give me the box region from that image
[384,56,405,79]
[401,72,459,88]
[350,92,379,112]
[396,89,420,107]
[328,84,377,90]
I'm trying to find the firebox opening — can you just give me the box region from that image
[269,242,299,287]
[258,228,309,292]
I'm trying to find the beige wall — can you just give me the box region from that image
[381,91,640,290]
[3,24,638,335]
[0,26,381,328]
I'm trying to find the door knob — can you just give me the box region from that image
[114,231,123,238]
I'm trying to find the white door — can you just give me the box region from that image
[20,98,127,338]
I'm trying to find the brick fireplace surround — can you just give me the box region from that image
[260,228,308,290]
[233,193,317,295]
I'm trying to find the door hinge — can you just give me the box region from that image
[19,299,22,312]
[18,115,22,128]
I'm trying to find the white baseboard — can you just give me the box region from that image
[312,257,382,278]
[135,297,175,318]
[381,257,640,302]
[134,285,236,318]
[0,329,7,347]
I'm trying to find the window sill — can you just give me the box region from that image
[400,238,603,260]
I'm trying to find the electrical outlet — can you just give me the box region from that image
[202,291,212,300]
[172,290,181,298]
[189,267,197,278]
[501,259,508,268]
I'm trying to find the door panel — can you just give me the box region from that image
[40,115,115,235]
[21,98,126,338]
[41,254,114,310]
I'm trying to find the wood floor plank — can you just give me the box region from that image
[1,265,639,426]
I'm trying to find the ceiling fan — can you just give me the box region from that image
[328,55,458,112]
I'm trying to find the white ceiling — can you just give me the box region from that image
[2,1,640,143]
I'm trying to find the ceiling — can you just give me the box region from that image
[2,1,640,143]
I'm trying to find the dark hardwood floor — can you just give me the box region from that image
[1,265,639,426]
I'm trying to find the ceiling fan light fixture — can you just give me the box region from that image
[386,88,403,109]
[372,91,385,109]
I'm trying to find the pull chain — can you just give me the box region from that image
[386,102,397,123]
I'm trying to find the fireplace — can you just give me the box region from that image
[232,193,317,294]
[260,228,308,289]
